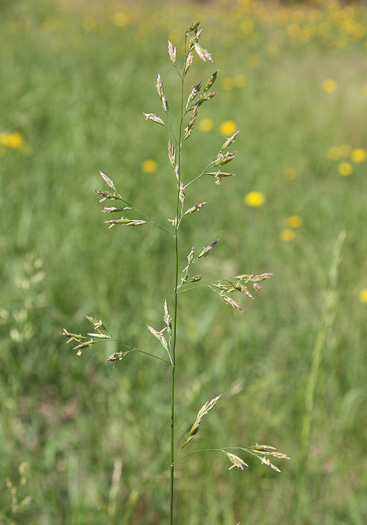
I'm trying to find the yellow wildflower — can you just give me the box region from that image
[233,74,247,88]
[221,77,234,91]
[338,162,353,176]
[112,12,129,27]
[351,148,366,163]
[283,168,297,181]
[360,288,367,304]
[286,216,303,229]
[219,121,237,136]
[328,146,340,160]
[141,159,158,173]
[0,132,24,148]
[240,19,254,35]
[322,79,337,93]
[287,23,301,38]
[362,84,367,96]
[199,118,214,132]
[280,229,296,242]
[244,191,265,207]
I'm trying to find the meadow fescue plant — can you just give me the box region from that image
[62,21,289,523]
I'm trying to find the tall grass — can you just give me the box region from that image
[61,20,290,522]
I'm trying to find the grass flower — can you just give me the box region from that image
[351,148,366,163]
[219,120,237,136]
[338,162,353,176]
[244,191,265,207]
[280,229,296,242]
[286,216,303,228]
[322,79,337,93]
[141,159,158,173]
[360,288,367,304]
[199,118,214,132]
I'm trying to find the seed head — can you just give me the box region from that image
[193,43,213,63]
[156,74,164,99]
[168,140,176,168]
[198,239,219,259]
[213,152,235,167]
[183,202,207,216]
[204,71,218,92]
[221,130,240,151]
[186,20,200,33]
[223,451,249,471]
[184,52,193,75]
[187,247,195,265]
[187,83,202,105]
[143,113,166,126]
[106,352,128,363]
[99,171,116,191]
[163,299,172,332]
[168,40,177,65]
[179,183,185,204]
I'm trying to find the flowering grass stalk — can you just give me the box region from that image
[62,21,289,523]
[291,230,345,521]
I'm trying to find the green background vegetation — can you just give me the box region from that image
[1,0,367,523]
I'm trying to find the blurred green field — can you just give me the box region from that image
[1,0,367,523]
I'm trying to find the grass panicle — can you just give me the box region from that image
[62,20,289,522]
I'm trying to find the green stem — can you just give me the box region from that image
[183,160,215,189]
[128,348,170,365]
[169,33,188,525]
[130,206,172,236]
[116,195,172,237]
[177,284,205,294]
[169,230,178,525]
[173,448,224,465]
[169,205,180,523]
[113,340,170,364]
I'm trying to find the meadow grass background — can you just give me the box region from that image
[1,0,367,523]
